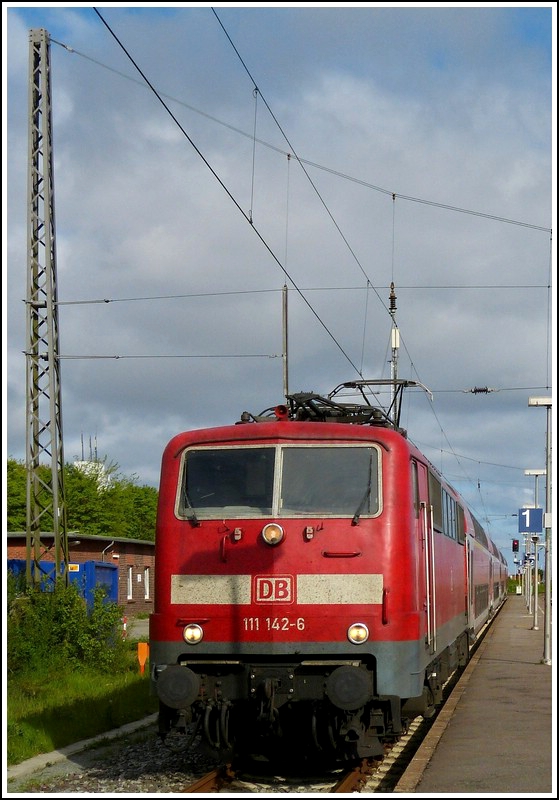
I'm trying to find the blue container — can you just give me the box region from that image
[8,559,118,608]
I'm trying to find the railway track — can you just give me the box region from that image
[180,715,435,793]
[182,763,239,793]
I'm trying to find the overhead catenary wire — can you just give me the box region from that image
[58,353,280,359]
[83,12,552,356]
[86,10,553,406]
[211,7,377,293]
[67,9,552,388]
[57,17,552,406]
[92,7,364,379]
[82,14,553,377]
[50,35,552,235]
[210,4,554,416]
[56,283,549,305]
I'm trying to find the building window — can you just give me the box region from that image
[127,566,133,600]
[144,567,150,600]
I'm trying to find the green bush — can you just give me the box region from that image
[7,574,128,675]
[7,573,156,765]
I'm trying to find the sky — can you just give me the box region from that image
[3,3,556,574]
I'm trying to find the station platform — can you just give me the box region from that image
[396,593,555,795]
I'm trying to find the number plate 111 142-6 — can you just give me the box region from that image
[243,617,305,631]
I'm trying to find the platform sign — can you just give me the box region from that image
[518,507,543,533]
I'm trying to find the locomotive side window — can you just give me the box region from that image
[456,504,466,544]
[279,445,379,517]
[180,447,275,517]
[442,490,457,540]
[411,460,420,517]
[428,471,443,532]
[428,471,465,543]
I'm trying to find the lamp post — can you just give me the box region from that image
[528,397,552,666]
[531,535,539,630]
[525,534,533,613]
[524,469,545,623]
[524,469,546,508]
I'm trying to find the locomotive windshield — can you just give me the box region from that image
[181,447,275,516]
[179,444,380,519]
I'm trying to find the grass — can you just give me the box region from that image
[7,644,159,767]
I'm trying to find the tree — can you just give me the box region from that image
[6,458,157,540]
[6,460,27,531]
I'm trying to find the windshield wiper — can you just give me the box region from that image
[352,453,373,525]
[352,486,371,526]
[183,488,200,527]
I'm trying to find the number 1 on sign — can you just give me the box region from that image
[518,506,543,533]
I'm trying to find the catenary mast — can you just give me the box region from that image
[25,28,69,586]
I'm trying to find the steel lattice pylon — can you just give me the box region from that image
[25,28,69,587]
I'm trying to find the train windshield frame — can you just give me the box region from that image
[177,443,381,519]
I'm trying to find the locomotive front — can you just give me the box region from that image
[149,411,420,762]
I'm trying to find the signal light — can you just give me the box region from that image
[512,539,520,552]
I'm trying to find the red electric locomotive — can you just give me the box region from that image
[149,379,508,762]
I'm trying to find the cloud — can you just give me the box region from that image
[4,5,554,573]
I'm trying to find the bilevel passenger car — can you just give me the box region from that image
[149,379,508,763]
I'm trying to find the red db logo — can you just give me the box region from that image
[254,576,293,603]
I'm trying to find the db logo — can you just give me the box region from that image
[254,575,293,603]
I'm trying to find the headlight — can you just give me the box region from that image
[347,623,369,644]
[261,523,284,546]
[183,624,204,644]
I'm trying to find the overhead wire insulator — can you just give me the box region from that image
[389,282,397,315]
[464,386,499,394]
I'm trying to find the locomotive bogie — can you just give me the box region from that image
[153,657,398,759]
